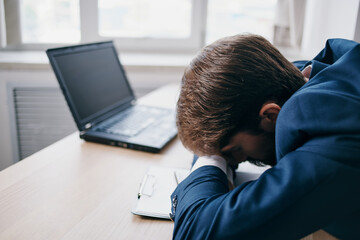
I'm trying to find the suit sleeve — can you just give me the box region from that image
[171,150,360,240]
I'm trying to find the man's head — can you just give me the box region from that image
[177,34,305,166]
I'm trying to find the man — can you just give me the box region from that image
[171,34,360,239]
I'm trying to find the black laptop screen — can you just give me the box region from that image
[53,47,133,121]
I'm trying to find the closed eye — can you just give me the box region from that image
[230,146,242,152]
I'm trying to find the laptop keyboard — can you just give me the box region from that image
[97,106,169,137]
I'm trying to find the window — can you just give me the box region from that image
[206,0,276,44]
[20,0,80,43]
[1,0,277,52]
[81,0,205,52]
[98,0,191,39]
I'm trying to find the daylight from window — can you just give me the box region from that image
[98,0,192,39]
[18,0,276,46]
[20,0,80,43]
[206,0,277,44]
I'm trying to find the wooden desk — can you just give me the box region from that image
[0,84,337,240]
[0,84,192,240]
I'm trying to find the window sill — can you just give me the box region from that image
[0,47,303,71]
[0,51,193,71]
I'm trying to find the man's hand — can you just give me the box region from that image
[302,65,312,82]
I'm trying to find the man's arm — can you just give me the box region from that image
[171,151,360,239]
[191,155,235,188]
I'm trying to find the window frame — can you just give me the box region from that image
[0,0,208,53]
[0,0,5,48]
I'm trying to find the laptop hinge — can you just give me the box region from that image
[85,123,92,130]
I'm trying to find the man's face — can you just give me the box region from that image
[221,131,277,166]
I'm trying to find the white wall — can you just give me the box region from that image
[301,0,360,58]
[0,67,57,170]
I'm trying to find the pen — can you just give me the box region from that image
[138,174,149,199]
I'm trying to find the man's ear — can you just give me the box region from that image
[259,102,281,132]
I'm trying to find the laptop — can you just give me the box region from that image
[46,41,177,153]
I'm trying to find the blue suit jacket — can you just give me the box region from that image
[171,39,360,240]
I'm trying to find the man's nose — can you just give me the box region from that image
[232,151,247,163]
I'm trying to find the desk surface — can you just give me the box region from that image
[0,85,337,240]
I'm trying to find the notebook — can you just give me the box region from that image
[46,41,177,153]
[132,166,190,219]
[132,162,269,219]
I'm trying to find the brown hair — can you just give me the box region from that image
[177,34,305,156]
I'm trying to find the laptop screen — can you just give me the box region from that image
[48,42,134,127]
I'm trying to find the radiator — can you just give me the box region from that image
[12,86,153,160]
[13,87,77,160]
